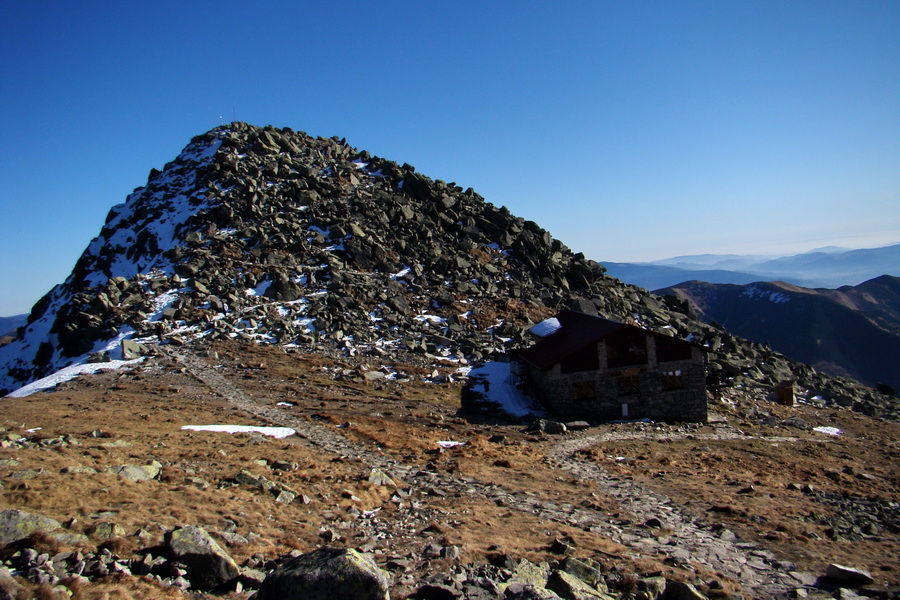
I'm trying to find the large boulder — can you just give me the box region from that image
[825,564,874,586]
[165,525,240,590]
[0,509,60,546]
[256,546,390,600]
[105,461,161,482]
[546,570,614,600]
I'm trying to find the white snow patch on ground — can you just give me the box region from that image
[437,440,465,448]
[392,266,412,280]
[415,314,446,325]
[466,361,546,418]
[246,279,272,297]
[148,289,182,322]
[813,426,842,436]
[5,358,145,398]
[181,425,296,439]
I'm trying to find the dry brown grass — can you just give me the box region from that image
[2,340,898,597]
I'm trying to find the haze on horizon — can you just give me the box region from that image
[1,2,898,316]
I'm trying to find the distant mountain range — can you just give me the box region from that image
[657,275,900,392]
[0,314,26,343]
[603,244,900,290]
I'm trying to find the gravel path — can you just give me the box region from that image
[549,435,816,597]
[164,346,814,597]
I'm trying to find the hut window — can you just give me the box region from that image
[607,330,648,368]
[661,370,684,390]
[561,344,600,373]
[656,335,693,362]
[615,373,640,395]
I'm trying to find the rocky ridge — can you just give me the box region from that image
[1,122,895,421]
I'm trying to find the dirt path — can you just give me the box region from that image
[549,435,816,597]
[163,346,814,597]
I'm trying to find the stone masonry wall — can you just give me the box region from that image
[525,343,707,423]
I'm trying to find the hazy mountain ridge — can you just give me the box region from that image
[605,244,900,290]
[0,315,27,336]
[657,276,900,391]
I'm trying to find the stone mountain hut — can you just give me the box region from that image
[513,310,708,423]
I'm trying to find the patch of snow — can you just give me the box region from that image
[293,317,317,332]
[530,317,561,337]
[392,266,412,280]
[813,426,842,436]
[466,361,546,418]
[743,285,790,304]
[246,279,272,297]
[415,314,446,325]
[181,425,296,439]
[5,358,146,398]
[437,440,465,448]
[148,289,183,322]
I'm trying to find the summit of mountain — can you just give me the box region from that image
[0,122,895,420]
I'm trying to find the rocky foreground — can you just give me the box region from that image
[1,340,897,599]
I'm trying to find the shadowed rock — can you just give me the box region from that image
[165,525,240,590]
[826,564,874,586]
[0,509,60,546]
[256,546,390,600]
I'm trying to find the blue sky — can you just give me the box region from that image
[1,1,898,316]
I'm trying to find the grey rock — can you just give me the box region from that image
[121,339,150,359]
[505,585,564,600]
[415,582,462,599]
[0,509,60,545]
[825,563,874,586]
[544,421,568,435]
[256,546,390,600]
[663,580,707,600]
[165,525,240,590]
[105,461,161,481]
[565,421,591,431]
[639,576,667,599]
[88,522,126,541]
[546,570,613,599]
[557,556,606,590]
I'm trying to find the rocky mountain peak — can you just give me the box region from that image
[1,123,895,419]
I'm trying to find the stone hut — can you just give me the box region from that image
[514,310,707,423]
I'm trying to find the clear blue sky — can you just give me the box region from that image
[1,1,898,316]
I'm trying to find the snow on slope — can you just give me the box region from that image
[0,132,224,395]
[465,361,546,417]
[80,135,223,285]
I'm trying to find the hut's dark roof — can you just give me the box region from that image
[517,310,701,370]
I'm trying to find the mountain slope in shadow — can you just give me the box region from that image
[657,276,900,391]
